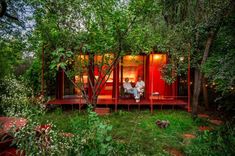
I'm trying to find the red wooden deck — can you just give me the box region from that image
[47,96,188,112]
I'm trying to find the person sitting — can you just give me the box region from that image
[135,76,145,96]
[123,78,140,102]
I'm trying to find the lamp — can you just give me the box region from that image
[179,57,184,61]
[154,54,161,60]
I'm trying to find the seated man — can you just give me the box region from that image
[123,78,140,102]
[135,76,145,96]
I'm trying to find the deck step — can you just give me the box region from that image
[94,108,110,115]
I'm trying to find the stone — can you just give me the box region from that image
[209,119,223,125]
[198,114,210,118]
[198,126,212,131]
[183,133,196,139]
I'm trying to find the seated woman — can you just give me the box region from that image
[123,78,140,102]
[135,76,145,96]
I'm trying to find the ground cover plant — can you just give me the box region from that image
[0,76,234,155]
[0,77,131,155]
[39,109,234,155]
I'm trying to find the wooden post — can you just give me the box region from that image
[41,45,44,96]
[56,68,64,99]
[145,55,150,98]
[187,45,191,112]
[112,66,116,99]
[113,62,119,112]
[120,57,123,87]
[151,52,154,113]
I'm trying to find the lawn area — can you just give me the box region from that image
[40,109,209,155]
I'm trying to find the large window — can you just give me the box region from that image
[122,55,144,83]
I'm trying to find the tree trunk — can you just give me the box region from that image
[192,31,216,118]
[202,75,209,110]
[192,69,202,118]
[91,96,98,108]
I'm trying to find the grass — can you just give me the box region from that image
[39,109,209,155]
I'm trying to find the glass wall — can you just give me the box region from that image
[122,55,144,82]
[149,54,168,96]
[119,55,145,97]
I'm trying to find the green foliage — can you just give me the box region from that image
[40,110,199,155]
[14,107,128,155]
[185,124,235,156]
[161,64,177,84]
[202,13,235,95]
[50,48,74,72]
[0,76,129,155]
[25,58,42,95]
[0,76,45,117]
[203,51,235,94]
[158,0,234,82]
[70,106,115,155]
[31,0,163,105]
[0,39,24,80]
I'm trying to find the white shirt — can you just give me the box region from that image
[136,80,145,88]
[123,82,133,90]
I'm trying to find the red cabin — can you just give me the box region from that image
[48,53,190,112]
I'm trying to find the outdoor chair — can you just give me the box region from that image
[121,88,145,99]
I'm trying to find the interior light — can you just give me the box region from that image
[104,54,112,58]
[179,57,184,61]
[154,54,161,60]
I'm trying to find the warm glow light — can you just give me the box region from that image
[75,75,79,81]
[154,54,161,60]
[79,55,87,60]
[126,55,136,60]
[75,75,88,83]
[83,75,88,83]
[104,54,113,58]
[180,57,184,61]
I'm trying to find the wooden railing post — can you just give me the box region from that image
[115,62,119,112]
[187,44,191,112]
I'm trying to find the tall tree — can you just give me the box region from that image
[160,0,235,117]
[0,0,33,80]
[29,0,160,107]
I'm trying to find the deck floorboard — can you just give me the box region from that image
[47,98,187,106]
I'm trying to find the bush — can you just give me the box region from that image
[0,76,45,117]
[185,123,235,156]
[24,59,41,95]
[14,106,129,156]
[0,77,133,155]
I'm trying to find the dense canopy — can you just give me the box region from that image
[0,0,234,155]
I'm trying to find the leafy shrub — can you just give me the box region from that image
[14,106,131,156]
[0,76,45,117]
[0,77,134,155]
[14,120,78,156]
[24,59,42,95]
[185,123,235,156]
[70,106,115,155]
